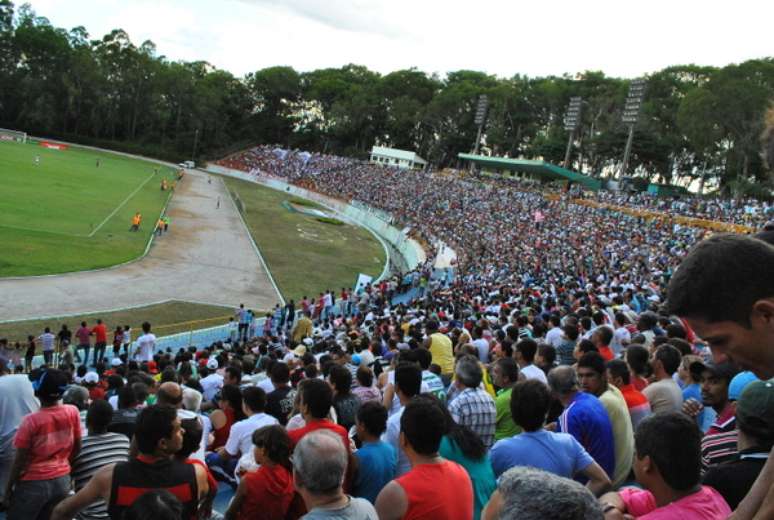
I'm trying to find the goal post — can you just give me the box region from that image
[0,128,27,144]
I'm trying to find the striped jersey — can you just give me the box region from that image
[71,432,131,520]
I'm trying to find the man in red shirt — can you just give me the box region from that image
[375,398,474,520]
[288,378,349,452]
[75,321,92,367]
[4,369,82,519]
[91,319,108,367]
[607,359,652,431]
[592,326,615,362]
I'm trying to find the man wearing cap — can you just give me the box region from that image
[200,358,224,402]
[704,380,774,509]
[4,369,82,518]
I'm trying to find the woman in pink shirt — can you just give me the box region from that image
[4,369,82,518]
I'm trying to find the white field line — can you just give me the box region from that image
[87,172,156,237]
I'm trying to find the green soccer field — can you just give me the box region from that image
[0,140,176,276]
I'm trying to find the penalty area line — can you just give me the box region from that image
[87,172,156,237]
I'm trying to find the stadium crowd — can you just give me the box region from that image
[0,146,773,519]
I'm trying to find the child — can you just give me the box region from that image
[224,425,295,520]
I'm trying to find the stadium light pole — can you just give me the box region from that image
[563,97,583,169]
[470,94,489,172]
[618,78,646,180]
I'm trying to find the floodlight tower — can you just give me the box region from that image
[619,78,646,179]
[563,96,583,169]
[473,94,489,155]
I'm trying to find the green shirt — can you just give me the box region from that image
[494,387,521,441]
[439,436,496,520]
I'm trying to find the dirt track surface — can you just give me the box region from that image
[0,169,281,321]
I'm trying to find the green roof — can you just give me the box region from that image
[458,153,602,190]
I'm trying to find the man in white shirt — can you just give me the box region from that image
[134,322,156,362]
[515,339,547,384]
[207,387,277,485]
[382,364,422,476]
[545,315,564,348]
[471,326,490,363]
[38,327,56,365]
[611,312,631,356]
[200,358,224,403]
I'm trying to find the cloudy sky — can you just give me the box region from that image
[28,0,774,79]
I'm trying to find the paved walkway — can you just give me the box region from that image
[0,169,281,321]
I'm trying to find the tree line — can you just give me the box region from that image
[1,1,773,196]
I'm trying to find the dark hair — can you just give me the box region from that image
[510,379,551,432]
[142,321,151,333]
[665,323,687,340]
[301,378,333,419]
[577,352,606,376]
[252,424,291,468]
[34,369,68,401]
[635,412,702,491]
[271,362,290,384]
[225,365,242,383]
[666,234,774,325]
[356,401,388,437]
[516,339,538,363]
[538,343,556,366]
[667,338,692,357]
[242,386,267,413]
[495,357,520,383]
[654,345,681,375]
[395,362,422,397]
[626,345,651,376]
[328,365,352,395]
[356,366,373,387]
[87,399,114,433]
[135,405,178,455]
[132,382,150,404]
[430,396,486,460]
[400,398,445,456]
[220,385,246,421]
[607,359,631,385]
[123,489,183,520]
[594,326,613,346]
[177,417,203,459]
[413,348,433,370]
[577,339,597,355]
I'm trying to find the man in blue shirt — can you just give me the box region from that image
[354,401,396,504]
[490,379,611,496]
[548,366,615,481]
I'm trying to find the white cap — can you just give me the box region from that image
[84,372,99,384]
[111,358,123,367]
[206,358,219,370]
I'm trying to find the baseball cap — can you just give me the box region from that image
[302,337,314,346]
[206,358,219,370]
[111,357,123,367]
[729,371,760,401]
[735,380,774,441]
[351,354,361,366]
[33,369,69,400]
[700,361,741,384]
[83,372,100,384]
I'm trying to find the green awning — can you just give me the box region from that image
[458,153,602,191]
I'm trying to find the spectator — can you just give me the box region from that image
[643,344,683,413]
[329,364,361,431]
[352,366,382,404]
[599,412,731,519]
[448,355,497,449]
[515,338,547,383]
[423,320,454,385]
[490,379,611,495]
[352,402,396,504]
[5,369,82,519]
[109,385,140,440]
[557,325,579,366]
[679,355,708,430]
[208,386,278,487]
[606,358,651,430]
[71,400,131,520]
[265,362,296,426]
[287,378,350,451]
[482,466,604,520]
[433,397,497,520]
[625,344,651,391]
[692,361,741,471]
[591,326,615,362]
[547,366,615,481]
[382,362,423,476]
[209,384,245,451]
[412,348,446,403]
[0,359,39,505]
[703,380,774,509]
[51,405,212,520]
[123,489,183,520]
[577,352,635,488]
[375,398,474,520]
[224,425,295,520]
[293,430,378,519]
[491,357,522,441]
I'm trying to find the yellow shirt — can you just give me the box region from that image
[429,332,454,375]
[600,385,635,488]
[292,317,313,343]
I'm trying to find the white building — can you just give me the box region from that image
[369,146,427,170]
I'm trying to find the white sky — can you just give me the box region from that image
[27,0,774,79]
